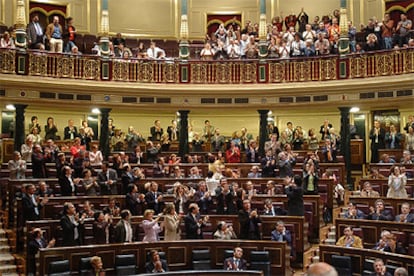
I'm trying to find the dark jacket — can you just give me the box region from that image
[285,185,304,216]
[60,215,83,246]
[184,213,204,239]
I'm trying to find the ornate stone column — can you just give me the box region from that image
[179,0,190,59]
[178,110,190,158]
[99,108,112,160]
[14,0,27,50]
[258,0,268,58]
[339,0,350,55]
[258,110,269,157]
[339,106,352,189]
[14,104,28,152]
[99,0,111,58]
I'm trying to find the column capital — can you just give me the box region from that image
[257,109,270,115]
[338,106,351,113]
[99,108,112,114]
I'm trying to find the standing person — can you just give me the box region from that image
[46,16,64,53]
[223,247,247,271]
[285,175,304,216]
[44,117,58,141]
[238,199,261,240]
[145,182,164,215]
[93,211,112,244]
[142,209,163,242]
[63,17,76,52]
[8,151,26,179]
[163,204,182,241]
[22,184,48,222]
[114,210,134,243]
[60,202,86,246]
[167,120,179,142]
[97,162,118,195]
[387,166,408,198]
[150,120,163,141]
[184,203,209,239]
[32,144,47,178]
[27,228,55,275]
[203,120,215,141]
[27,14,45,50]
[211,128,225,152]
[59,166,80,196]
[369,120,386,163]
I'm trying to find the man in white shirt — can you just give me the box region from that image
[147,41,166,59]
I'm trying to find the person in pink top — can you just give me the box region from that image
[142,209,163,242]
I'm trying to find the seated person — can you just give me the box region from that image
[344,202,366,219]
[271,221,294,256]
[372,258,393,276]
[263,199,287,216]
[372,230,391,251]
[367,199,394,221]
[223,247,247,271]
[147,41,166,60]
[379,153,396,164]
[336,226,363,248]
[360,181,380,197]
[383,233,407,255]
[395,202,414,223]
[213,221,237,240]
[247,165,262,178]
[367,168,386,180]
[146,250,168,273]
[35,181,54,197]
[89,256,105,276]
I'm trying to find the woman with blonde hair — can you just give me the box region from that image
[142,209,163,242]
[387,166,408,198]
[163,203,181,241]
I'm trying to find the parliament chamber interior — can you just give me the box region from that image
[0,0,413,275]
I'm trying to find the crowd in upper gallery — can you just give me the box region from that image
[0,8,412,60]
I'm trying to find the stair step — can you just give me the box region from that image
[0,245,11,253]
[0,264,17,274]
[311,256,320,263]
[0,253,15,263]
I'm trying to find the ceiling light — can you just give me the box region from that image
[350,107,360,113]
[6,104,15,111]
[91,108,101,114]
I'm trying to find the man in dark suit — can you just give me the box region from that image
[223,247,247,271]
[98,162,118,195]
[278,151,296,178]
[167,119,179,142]
[271,221,295,257]
[35,181,54,197]
[114,210,133,243]
[211,128,225,152]
[145,181,164,214]
[31,144,46,178]
[369,120,386,163]
[395,202,414,223]
[368,199,394,221]
[60,202,85,246]
[285,175,304,216]
[59,166,80,196]
[150,120,163,141]
[145,250,169,273]
[184,203,208,239]
[63,119,78,140]
[22,184,48,222]
[238,199,261,240]
[125,184,146,216]
[215,178,236,214]
[27,228,55,274]
[26,13,45,50]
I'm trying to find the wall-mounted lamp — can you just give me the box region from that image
[6,104,15,111]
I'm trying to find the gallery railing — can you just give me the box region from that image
[1,47,413,84]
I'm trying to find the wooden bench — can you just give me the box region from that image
[319,244,414,275]
[26,215,307,263]
[335,218,414,249]
[347,196,414,219]
[37,238,289,275]
[356,178,414,197]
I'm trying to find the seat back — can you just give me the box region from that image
[362,258,375,276]
[115,254,137,276]
[223,249,234,260]
[192,249,211,270]
[79,257,92,275]
[250,251,270,276]
[48,260,70,276]
[331,255,352,275]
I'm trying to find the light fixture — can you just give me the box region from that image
[350,107,360,113]
[6,104,15,111]
[267,110,272,115]
[91,108,101,114]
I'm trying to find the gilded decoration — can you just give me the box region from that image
[402,50,414,74]
[240,63,257,83]
[293,62,311,82]
[163,63,178,83]
[112,60,129,81]
[215,63,231,84]
[350,56,366,78]
[56,56,74,78]
[320,58,337,80]
[28,53,47,76]
[269,62,286,83]
[83,58,100,80]
[190,63,206,83]
[138,62,154,83]
[376,54,393,76]
[0,50,16,74]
